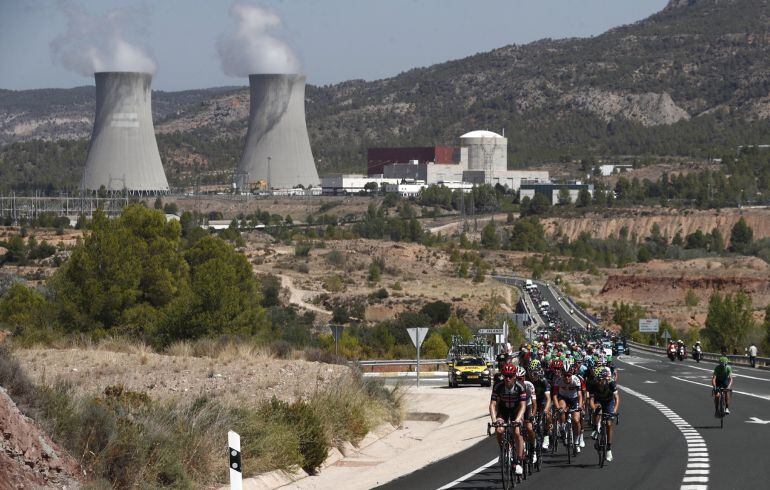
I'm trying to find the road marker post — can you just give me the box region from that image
[228,430,242,490]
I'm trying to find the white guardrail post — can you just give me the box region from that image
[228,430,242,490]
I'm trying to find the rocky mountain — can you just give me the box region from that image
[1,0,769,187]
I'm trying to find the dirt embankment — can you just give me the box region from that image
[600,275,770,306]
[544,207,770,243]
[0,387,83,489]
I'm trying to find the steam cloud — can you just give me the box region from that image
[217,2,300,77]
[50,1,156,76]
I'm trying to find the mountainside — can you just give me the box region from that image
[1,0,769,188]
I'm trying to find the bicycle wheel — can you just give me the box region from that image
[719,392,726,429]
[565,422,572,464]
[550,418,558,454]
[598,424,607,467]
[501,437,513,490]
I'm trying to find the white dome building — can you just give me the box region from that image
[460,130,508,173]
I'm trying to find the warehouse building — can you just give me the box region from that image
[519,181,594,205]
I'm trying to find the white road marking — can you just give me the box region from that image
[746,417,770,424]
[435,457,498,490]
[621,386,709,490]
[679,364,770,382]
[671,376,770,401]
[622,361,656,372]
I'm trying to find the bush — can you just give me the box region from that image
[369,288,389,300]
[325,250,346,267]
[295,243,312,257]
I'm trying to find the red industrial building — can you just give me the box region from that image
[367,146,460,175]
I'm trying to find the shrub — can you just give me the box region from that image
[295,243,312,257]
[325,250,346,267]
[323,274,344,292]
[369,288,389,300]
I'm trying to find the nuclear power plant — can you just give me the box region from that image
[81,72,169,195]
[235,74,320,191]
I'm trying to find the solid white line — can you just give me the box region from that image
[621,361,657,372]
[671,376,770,401]
[435,457,498,490]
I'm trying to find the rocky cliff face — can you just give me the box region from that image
[544,208,770,244]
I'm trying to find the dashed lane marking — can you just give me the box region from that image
[621,386,709,490]
[435,457,497,490]
[676,364,770,383]
[671,376,770,402]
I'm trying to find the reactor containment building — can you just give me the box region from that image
[236,74,320,191]
[81,72,169,194]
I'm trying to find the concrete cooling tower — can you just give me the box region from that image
[236,74,320,190]
[81,72,169,194]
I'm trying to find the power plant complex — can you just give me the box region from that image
[76,72,581,201]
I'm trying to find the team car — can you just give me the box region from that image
[447,356,492,387]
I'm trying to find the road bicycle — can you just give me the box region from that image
[549,404,559,454]
[594,411,620,467]
[714,387,731,429]
[531,411,546,473]
[488,421,523,489]
[562,406,582,464]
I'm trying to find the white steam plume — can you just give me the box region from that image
[217,2,300,76]
[50,1,156,76]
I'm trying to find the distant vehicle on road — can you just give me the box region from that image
[447,356,491,388]
[601,341,614,357]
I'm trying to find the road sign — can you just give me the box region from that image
[407,327,429,348]
[639,318,660,333]
[662,329,672,341]
[329,325,344,356]
[479,328,505,335]
[329,325,344,342]
[406,327,430,388]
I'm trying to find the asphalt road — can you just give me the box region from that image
[378,350,770,489]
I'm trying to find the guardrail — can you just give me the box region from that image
[626,340,770,369]
[355,359,448,372]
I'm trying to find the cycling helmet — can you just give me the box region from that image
[593,366,604,378]
[695,341,701,345]
[606,354,613,363]
[529,359,541,371]
[573,353,583,362]
[552,359,564,372]
[501,363,516,376]
[718,356,729,366]
[516,366,527,378]
[562,361,573,374]
[598,367,612,380]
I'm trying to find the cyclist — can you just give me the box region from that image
[554,362,584,452]
[712,356,733,416]
[517,366,537,462]
[591,367,620,462]
[490,363,528,476]
[528,364,552,450]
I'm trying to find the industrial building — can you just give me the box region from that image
[235,74,320,191]
[519,181,594,205]
[363,131,549,191]
[320,174,402,195]
[81,72,169,194]
[367,147,460,175]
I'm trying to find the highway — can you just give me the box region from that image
[378,349,770,489]
[376,279,770,489]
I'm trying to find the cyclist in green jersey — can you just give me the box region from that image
[711,356,733,415]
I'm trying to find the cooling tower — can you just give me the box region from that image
[236,74,320,190]
[81,72,169,194]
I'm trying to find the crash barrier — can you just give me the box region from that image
[355,359,448,372]
[626,340,770,370]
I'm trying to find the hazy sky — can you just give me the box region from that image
[0,0,669,91]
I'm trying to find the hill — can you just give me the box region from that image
[1,0,769,189]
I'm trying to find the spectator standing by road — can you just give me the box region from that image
[748,343,758,368]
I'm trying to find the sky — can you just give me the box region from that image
[0,0,670,91]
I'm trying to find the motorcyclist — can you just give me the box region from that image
[692,341,703,362]
[667,341,676,360]
[676,340,686,361]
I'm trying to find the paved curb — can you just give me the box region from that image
[362,371,447,378]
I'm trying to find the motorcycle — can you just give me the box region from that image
[692,346,702,363]
[676,346,686,361]
[667,347,677,361]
